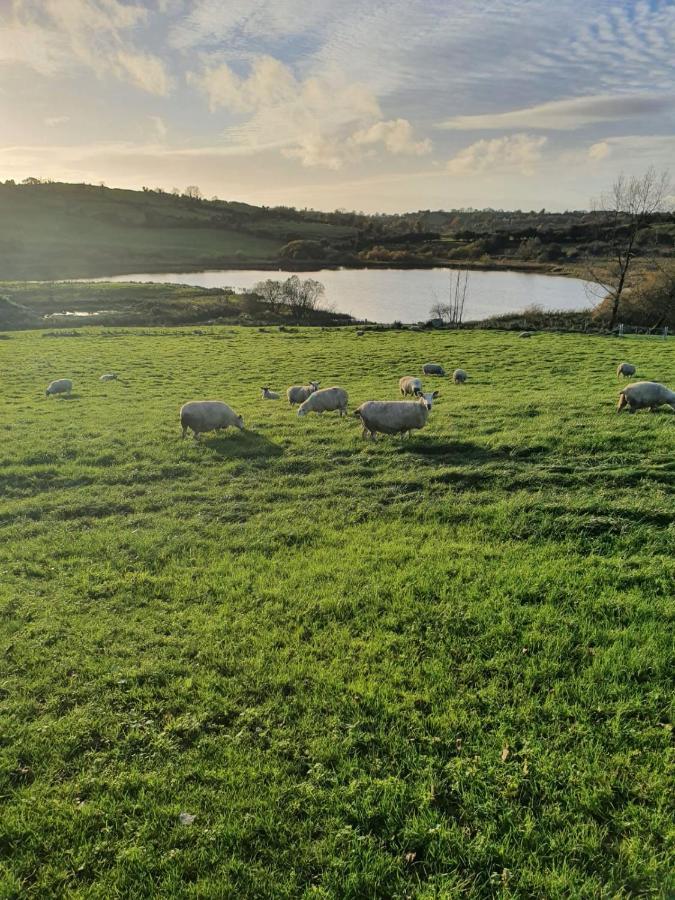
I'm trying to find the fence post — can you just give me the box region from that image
[663,327,668,340]
[618,323,624,337]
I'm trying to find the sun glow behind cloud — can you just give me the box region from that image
[0,0,673,211]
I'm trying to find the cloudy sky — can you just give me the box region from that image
[0,0,673,212]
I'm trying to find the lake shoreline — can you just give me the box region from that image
[57,257,583,281]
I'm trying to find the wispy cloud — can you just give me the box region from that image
[44,116,71,127]
[1,0,171,95]
[438,93,675,132]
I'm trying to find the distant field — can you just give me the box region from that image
[0,327,673,897]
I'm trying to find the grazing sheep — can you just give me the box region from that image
[46,378,72,397]
[298,386,349,418]
[453,369,467,384]
[99,373,118,382]
[354,391,439,440]
[519,331,532,338]
[399,376,423,397]
[287,381,320,405]
[617,382,675,414]
[422,363,445,376]
[180,400,244,440]
[616,362,636,378]
[261,386,280,400]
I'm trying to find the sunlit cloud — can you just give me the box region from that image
[588,141,611,161]
[447,134,548,176]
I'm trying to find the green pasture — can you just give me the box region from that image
[0,327,673,897]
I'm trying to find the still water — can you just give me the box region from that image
[93,267,593,323]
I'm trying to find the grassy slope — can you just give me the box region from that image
[0,184,355,279]
[0,328,673,898]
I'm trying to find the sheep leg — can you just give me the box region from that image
[181,425,188,439]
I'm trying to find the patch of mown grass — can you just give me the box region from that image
[0,328,673,897]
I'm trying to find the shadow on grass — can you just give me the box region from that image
[397,438,512,464]
[192,429,284,460]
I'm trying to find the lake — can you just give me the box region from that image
[92,268,593,323]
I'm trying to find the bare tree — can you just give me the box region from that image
[429,270,469,326]
[587,167,671,330]
[183,185,203,200]
[253,279,285,314]
[283,275,325,319]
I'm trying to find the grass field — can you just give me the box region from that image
[0,327,673,897]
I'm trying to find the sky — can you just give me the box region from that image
[0,0,673,213]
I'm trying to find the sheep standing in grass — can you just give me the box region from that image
[99,373,118,382]
[46,379,72,397]
[287,381,319,405]
[617,362,636,378]
[180,401,244,440]
[399,376,423,397]
[423,363,445,376]
[261,386,280,400]
[453,369,467,384]
[298,387,348,417]
[617,382,675,414]
[354,391,439,439]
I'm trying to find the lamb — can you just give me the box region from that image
[422,363,445,376]
[287,381,320,405]
[453,369,467,384]
[99,373,118,382]
[180,400,244,440]
[261,386,280,400]
[354,391,439,440]
[617,382,675,414]
[399,376,423,397]
[298,386,348,417]
[616,362,636,378]
[46,378,72,397]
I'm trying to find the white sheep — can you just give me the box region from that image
[298,386,349,417]
[422,363,445,376]
[46,378,72,397]
[99,373,118,382]
[287,381,320,405]
[354,391,439,440]
[180,400,244,440]
[453,369,467,384]
[617,382,675,414]
[616,362,636,378]
[261,386,280,400]
[399,376,423,397]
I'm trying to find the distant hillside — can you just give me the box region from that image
[1,180,672,280]
[0,181,358,280]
